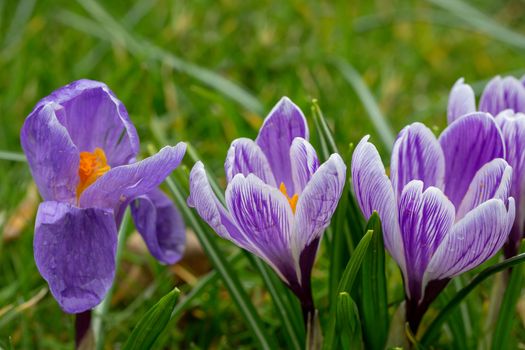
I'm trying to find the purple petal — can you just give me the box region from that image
[130,189,185,265]
[294,154,345,261]
[447,78,476,124]
[456,158,512,219]
[439,112,505,209]
[290,137,319,194]
[226,174,298,286]
[187,161,256,248]
[398,181,455,300]
[424,198,514,284]
[479,76,525,116]
[390,123,445,198]
[34,201,117,313]
[21,103,79,203]
[255,97,308,191]
[79,143,186,210]
[224,138,276,186]
[496,111,525,246]
[34,79,140,166]
[351,136,406,276]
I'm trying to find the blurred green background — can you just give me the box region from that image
[1,0,525,348]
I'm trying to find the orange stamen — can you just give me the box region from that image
[279,182,299,213]
[76,148,111,199]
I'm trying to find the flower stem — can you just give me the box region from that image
[75,310,92,349]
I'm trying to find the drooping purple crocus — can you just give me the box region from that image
[352,115,515,333]
[448,75,525,257]
[21,79,187,314]
[187,97,346,322]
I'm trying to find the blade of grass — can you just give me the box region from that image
[421,252,525,345]
[360,213,388,350]
[491,265,523,350]
[67,0,264,114]
[322,229,373,350]
[427,0,525,50]
[93,209,131,350]
[332,58,395,151]
[165,176,275,350]
[0,151,26,162]
[122,288,180,350]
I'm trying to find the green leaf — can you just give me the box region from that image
[421,252,525,345]
[122,288,180,350]
[0,150,26,162]
[491,265,523,350]
[360,212,388,350]
[166,176,276,350]
[336,292,362,350]
[323,229,373,350]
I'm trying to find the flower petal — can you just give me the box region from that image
[255,97,308,191]
[21,103,79,203]
[447,78,476,124]
[390,123,445,198]
[290,137,319,194]
[496,110,525,247]
[424,198,514,284]
[479,76,525,116]
[439,112,505,209]
[224,138,276,186]
[226,174,298,286]
[398,181,455,300]
[130,189,185,265]
[34,79,140,166]
[79,143,186,210]
[351,136,405,275]
[188,161,253,247]
[34,201,117,313]
[456,158,512,219]
[294,153,345,268]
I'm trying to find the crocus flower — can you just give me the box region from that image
[21,79,186,314]
[448,76,525,256]
[187,97,346,320]
[352,114,515,333]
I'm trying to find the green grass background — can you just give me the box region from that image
[1,0,525,348]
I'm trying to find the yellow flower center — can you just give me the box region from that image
[76,148,111,199]
[279,182,298,213]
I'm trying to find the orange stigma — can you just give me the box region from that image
[279,182,298,213]
[76,148,111,199]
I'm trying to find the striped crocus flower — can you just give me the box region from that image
[21,80,186,313]
[188,97,346,320]
[449,75,525,256]
[352,115,515,333]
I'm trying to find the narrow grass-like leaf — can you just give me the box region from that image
[0,151,26,162]
[491,266,523,350]
[427,0,525,50]
[93,209,131,350]
[333,58,395,151]
[166,176,275,350]
[336,292,362,350]
[122,288,180,350]
[323,229,373,350]
[421,252,525,345]
[360,212,388,350]
[70,0,264,114]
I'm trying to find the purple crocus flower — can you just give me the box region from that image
[352,115,515,333]
[187,97,346,321]
[448,75,525,256]
[21,79,187,314]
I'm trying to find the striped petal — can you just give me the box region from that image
[447,78,476,124]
